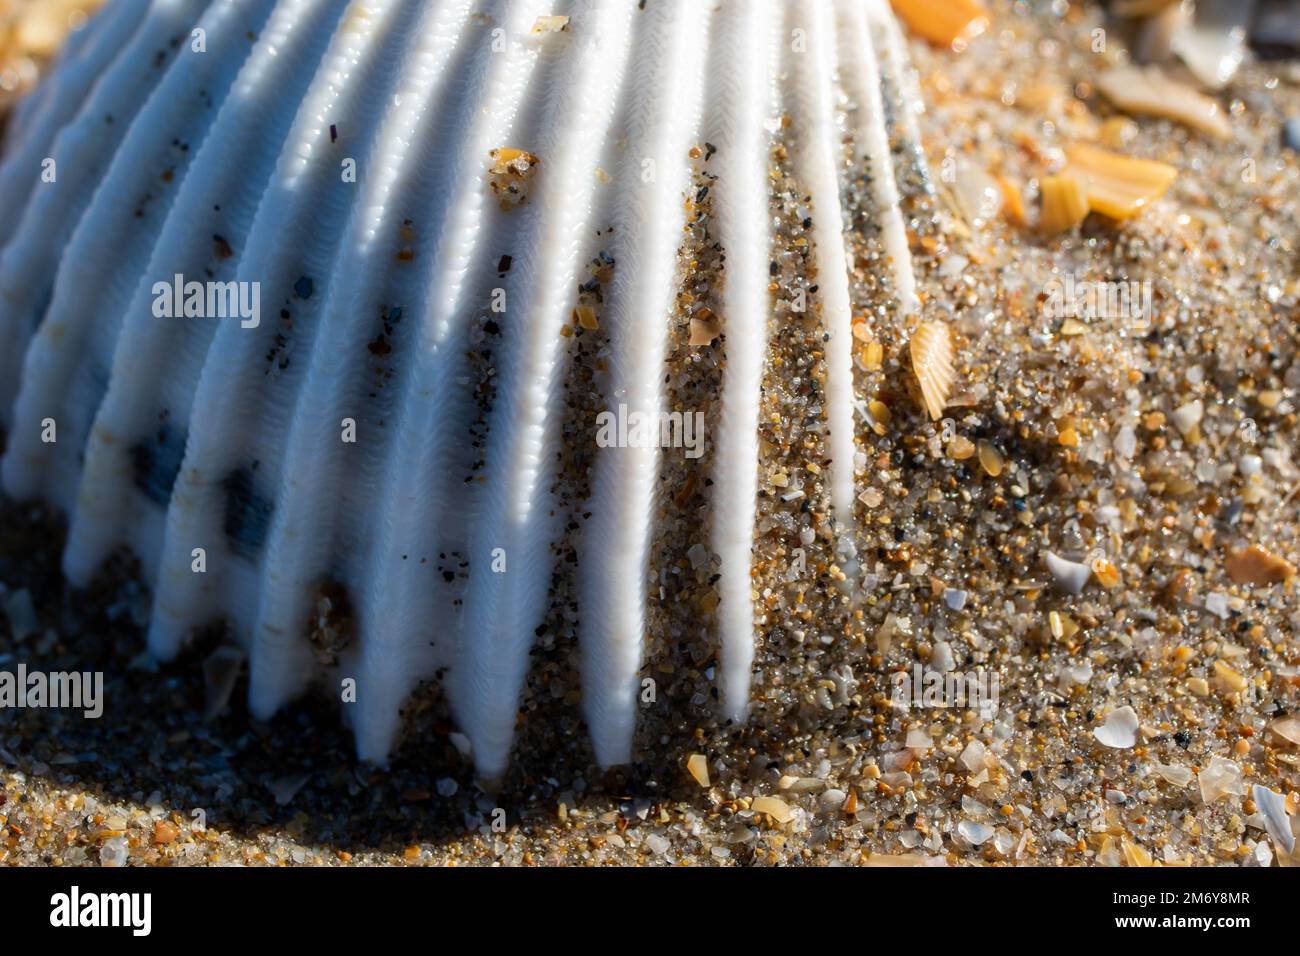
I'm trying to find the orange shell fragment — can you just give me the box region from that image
[890,0,989,48]
[1065,145,1178,221]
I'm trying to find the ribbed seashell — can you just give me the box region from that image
[0,0,933,778]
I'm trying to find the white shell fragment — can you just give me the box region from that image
[1044,550,1091,595]
[1251,783,1295,855]
[959,739,986,773]
[1095,65,1231,140]
[1171,3,1249,91]
[1129,0,1251,90]
[1198,755,1246,804]
[1152,763,1193,788]
[1093,706,1139,749]
[0,0,932,776]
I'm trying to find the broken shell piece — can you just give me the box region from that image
[959,739,986,772]
[1049,610,1079,641]
[752,795,794,825]
[1045,550,1091,595]
[1224,545,1297,585]
[1091,557,1122,588]
[977,440,1004,477]
[1057,658,1091,689]
[946,435,975,460]
[1171,0,1249,91]
[1133,0,1193,66]
[1095,65,1231,139]
[1122,839,1154,867]
[890,0,989,48]
[1213,659,1248,693]
[686,753,710,788]
[1271,716,1300,746]
[1058,659,1091,689]
[1198,755,1245,804]
[1038,175,1089,234]
[531,15,570,34]
[996,175,1026,225]
[1252,784,1295,855]
[689,307,722,346]
[1153,763,1193,787]
[905,729,933,750]
[1094,705,1139,749]
[267,772,311,807]
[950,164,1001,228]
[1065,145,1178,221]
[910,321,955,421]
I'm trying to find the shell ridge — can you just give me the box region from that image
[2,0,283,510]
[452,0,641,777]
[243,0,478,720]
[838,0,919,319]
[62,0,351,588]
[348,0,549,762]
[704,0,776,723]
[578,0,713,768]
[0,0,151,243]
[144,0,420,660]
[783,0,858,534]
[0,0,213,423]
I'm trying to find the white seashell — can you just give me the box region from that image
[1093,705,1139,749]
[0,0,931,776]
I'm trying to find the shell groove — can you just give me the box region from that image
[0,0,933,777]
